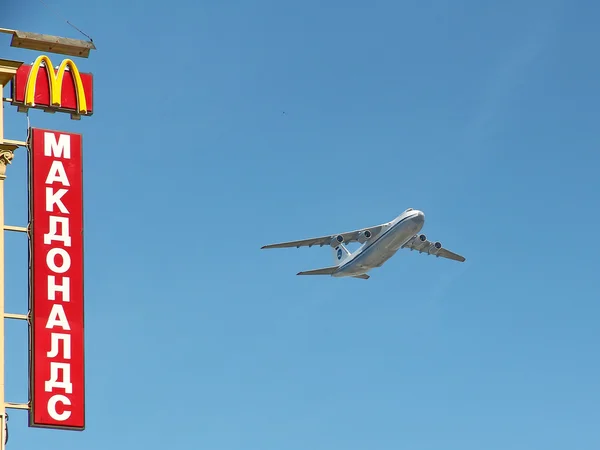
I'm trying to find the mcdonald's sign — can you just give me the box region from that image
[11,55,93,117]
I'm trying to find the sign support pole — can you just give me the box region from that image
[0,78,11,450]
[0,77,5,450]
[0,59,23,449]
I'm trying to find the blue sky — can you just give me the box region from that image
[2,0,600,448]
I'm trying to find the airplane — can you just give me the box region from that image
[261,208,465,280]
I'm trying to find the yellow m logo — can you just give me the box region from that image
[24,55,88,115]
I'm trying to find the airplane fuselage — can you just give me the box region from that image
[332,209,425,277]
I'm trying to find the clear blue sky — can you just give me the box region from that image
[3,0,600,448]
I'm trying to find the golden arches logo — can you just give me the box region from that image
[24,55,88,114]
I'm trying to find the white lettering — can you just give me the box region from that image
[47,333,71,359]
[46,247,71,273]
[44,132,71,159]
[45,362,73,394]
[48,275,70,303]
[45,188,69,214]
[45,304,70,331]
[45,161,70,186]
[44,216,71,247]
[47,394,72,421]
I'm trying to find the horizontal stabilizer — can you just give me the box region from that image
[297,266,339,276]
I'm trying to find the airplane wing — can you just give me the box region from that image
[261,224,386,249]
[402,234,466,262]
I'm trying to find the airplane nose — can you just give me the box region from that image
[415,210,425,222]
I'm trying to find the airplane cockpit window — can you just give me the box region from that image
[405,208,413,212]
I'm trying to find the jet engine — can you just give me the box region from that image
[357,230,372,244]
[426,241,442,255]
[330,235,345,247]
[409,234,428,250]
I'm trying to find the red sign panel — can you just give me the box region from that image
[12,55,94,116]
[29,128,85,430]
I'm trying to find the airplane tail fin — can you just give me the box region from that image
[297,266,339,276]
[332,243,351,264]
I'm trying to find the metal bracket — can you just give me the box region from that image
[0,140,26,149]
[3,313,28,321]
[4,403,29,411]
[3,225,28,233]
